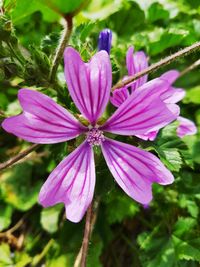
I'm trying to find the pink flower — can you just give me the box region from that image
[111,46,197,140]
[2,48,176,223]
[177,116,197,138]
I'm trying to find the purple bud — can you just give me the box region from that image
[98,28,112,54]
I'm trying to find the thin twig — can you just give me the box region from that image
[0,144,40,171]
[31,239,54,266]
[74,198,100,267]
[49,15,73,83]
[179,58,200,77]
[80,203,93,267]
[112,41,200,91]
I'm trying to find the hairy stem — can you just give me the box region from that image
[0,144,40,171]
[49,15,73,83]
[112,41,200,91]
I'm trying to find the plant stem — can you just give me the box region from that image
[31,239,54,266]
[74,199,100,267]
[49,15,73,83]
[179,58,200,77]
[80,203,93,267]
[0,144,40,171]
[112,41,200,91]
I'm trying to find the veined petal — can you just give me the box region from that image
[162,87,185,103]
[136,131,158,141]
[177,116,197,138]
[160,70,185,103]
[101,79,177,136]
[1,89,86,144]
[101,138,174,205]
[39,141,95,223]
[64,47,112,125]
[110,86,130,107]
[126,46,148,92]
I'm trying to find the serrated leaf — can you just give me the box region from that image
[172,235,200,262]
[173,217,197,237]
[158,147,182,172]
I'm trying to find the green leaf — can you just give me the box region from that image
[173,217,197,237]
[153,123,193,171]
[149,28,189,55]
[47,255,71,267]
[146,239,175,267]
[157,147,182,172]
[147,2,169,23]
[0,202,13,231]
[172,235,200,262]
[183,86,200,104]
[0,243,13,266]
[14,252,32,267]
[1,163,42,211]
[41,0,85,14]
[104,190,139,224]
[108,2,145,37]
[180,198,199,218]
[40,205,63,233]
[82,0,122,20]
[11,0,59,24]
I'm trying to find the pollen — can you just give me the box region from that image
[86,128,105,146]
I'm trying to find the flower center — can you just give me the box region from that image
[86,128,105,146]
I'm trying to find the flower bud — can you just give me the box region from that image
[98,28,112,54]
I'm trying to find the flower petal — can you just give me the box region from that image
[136,131,158,141]
[110,86,130,107]
[161,87,185,103]
[126,46,148,92]
[160,70,185,103]
[101,138,174,205]
[101,79,178,136]
[161,70,180,84]
[64,47,112,125]
[177,116,197,138]
[1,89,86,144]
[39,141,95,223]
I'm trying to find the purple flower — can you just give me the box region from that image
[98,28,112,54]
[2,47,176,223]
[111,46,197,140]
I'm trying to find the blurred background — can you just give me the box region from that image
[0,0,200,266]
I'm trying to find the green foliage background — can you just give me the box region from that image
[0,0,200,266]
